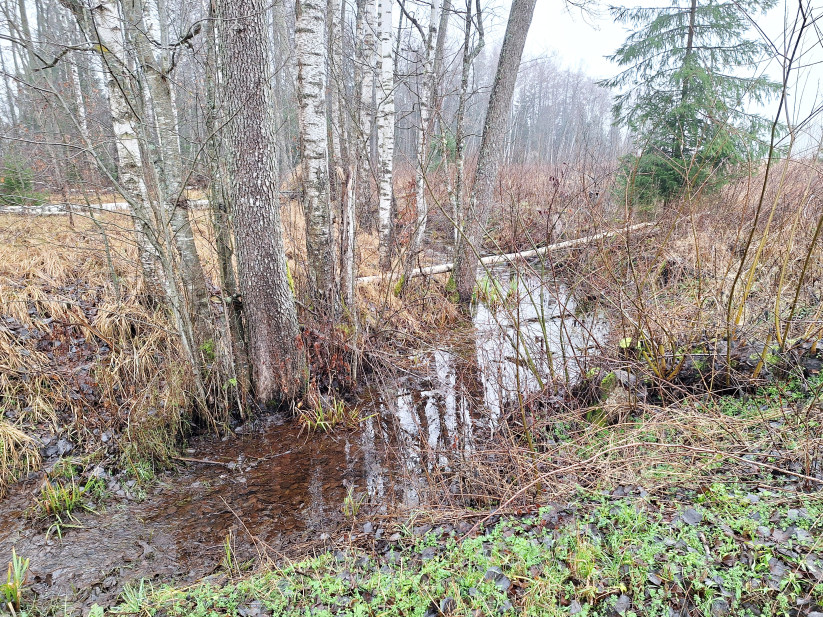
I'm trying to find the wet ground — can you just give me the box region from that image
[0,266,607,609]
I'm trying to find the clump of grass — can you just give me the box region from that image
[0,420,41,496]
[0,548,29,612]
[31,473,106,539]
[341,484,365,518]
[297,389,364,432]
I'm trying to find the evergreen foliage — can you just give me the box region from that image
[602,0,780,206]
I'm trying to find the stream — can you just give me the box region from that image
[0,267,607,609]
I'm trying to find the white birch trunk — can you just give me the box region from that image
[296,0,336,313]
[357,0,377,215]
[403,0,442,284]
[124,0,211,339]
[375,0,395,272]
[85,0,163,296]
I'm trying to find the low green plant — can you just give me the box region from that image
[0,548,29,611]
[34,475,106,539]
[298,394,365,432]
[0,156,46,208]
[342,484,365,518]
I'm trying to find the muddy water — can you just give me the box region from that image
[0,267,606,608]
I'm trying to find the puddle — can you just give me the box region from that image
[0,267,607,608]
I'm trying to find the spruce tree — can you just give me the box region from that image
[601,0,779,205]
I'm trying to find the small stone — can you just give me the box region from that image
[613,594,631,615]
[484,566,511,592]
[420,546,437,560]
[388,533,401,542]
[682,508,703,525]
[711,598,730,616]
[363,522,374,534]
[745,493,760,504]
[102,576,117,589]
[569,599,583,614]
[440,597,457,614]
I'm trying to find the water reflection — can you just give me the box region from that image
[377,265,608,501]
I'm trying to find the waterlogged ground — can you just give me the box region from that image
[0,267,607,609]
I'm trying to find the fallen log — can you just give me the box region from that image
[356,222,654,285]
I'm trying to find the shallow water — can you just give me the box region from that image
[0,266,606,608]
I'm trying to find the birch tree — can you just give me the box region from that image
[375,0,395,271]
[218,0,306,402]
[296,0,336,314]
[123,0,212,343]
[402,0,443,285]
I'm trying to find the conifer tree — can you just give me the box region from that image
[602,0,779,204]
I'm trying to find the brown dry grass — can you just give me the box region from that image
[0,212,191,488]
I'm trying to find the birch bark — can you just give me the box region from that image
[403,0,443,285]
[296,0,336,314]
[123,0,211,340]
[375,0,395,271]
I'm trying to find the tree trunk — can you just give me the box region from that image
[218,0,306,403]
[675,0,698,160]
[123,0,212,343]
[452,0,484,248]
[204,0,250,408]
[452,0,536,305]
[64,0,165,297]
[402,0,443,287]
[375,0,395,271]
[357,0,377,220]
[296,0,337,315]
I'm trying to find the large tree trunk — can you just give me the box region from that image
[218,0,306,403]
[204,0,249,406]
[452,0,537,305]
[296,0,337,315]
[375,0,395,271]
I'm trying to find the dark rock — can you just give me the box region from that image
[56,438,73,456]
[682,508,703,525]
[440,597,457,614]
[484,566,511,592]
[711,599,730,617]
[420,546,438,560]
[613,594,631,615]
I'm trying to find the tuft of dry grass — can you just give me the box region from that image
[0,421,41,496]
